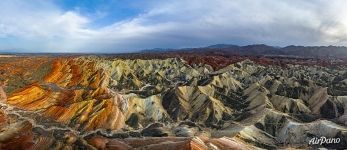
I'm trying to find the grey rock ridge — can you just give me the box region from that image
[148,44,347,58]
[0,55,346,149]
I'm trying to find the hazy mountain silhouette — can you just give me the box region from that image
[142,44,347,58]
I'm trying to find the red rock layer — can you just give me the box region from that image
[113,52,347,70]
[7,58,126,131]
[0,120,34,150]
[86,136,251,150]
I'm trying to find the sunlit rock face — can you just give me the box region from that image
[0,55,346,149]
[8,59,127,131]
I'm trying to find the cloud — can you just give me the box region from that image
[1,0,347,52]
[0,0,98,51]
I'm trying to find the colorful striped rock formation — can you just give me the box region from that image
[0,55,346,149]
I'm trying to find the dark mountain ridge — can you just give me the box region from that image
[142,44,347,58]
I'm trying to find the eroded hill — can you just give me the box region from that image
[0,55,346,149]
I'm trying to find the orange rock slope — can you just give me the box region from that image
[7,58,126,131]
[2,55,346,149]
[86,136,250,150]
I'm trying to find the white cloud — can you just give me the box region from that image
[1,0,347,52]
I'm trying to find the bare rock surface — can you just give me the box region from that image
[0,55,346,149]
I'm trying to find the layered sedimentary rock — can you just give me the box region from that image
[8,59,127,131]
[85,135,252,150]
[0,55,346,149]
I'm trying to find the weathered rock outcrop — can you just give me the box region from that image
[8,59,127,131]
[0,55,346,149]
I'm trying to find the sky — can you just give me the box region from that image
[0,0,347,53]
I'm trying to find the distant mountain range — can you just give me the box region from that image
[142,44,347,58]
[2,44,347,58]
